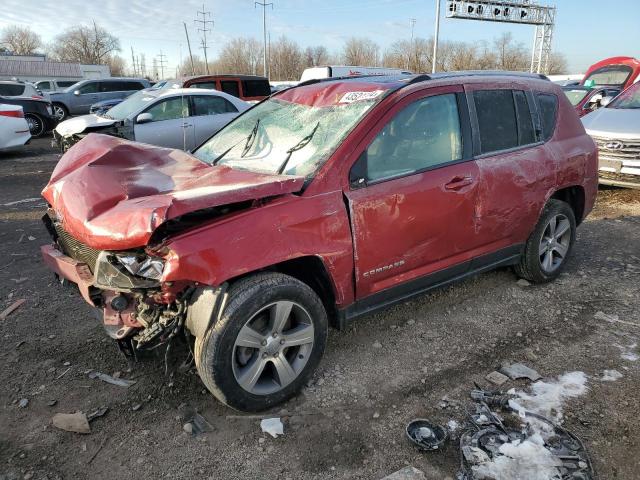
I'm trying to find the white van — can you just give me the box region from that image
[300,66,412,83]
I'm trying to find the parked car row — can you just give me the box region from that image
[41,71,598,411]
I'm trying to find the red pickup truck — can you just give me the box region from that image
[41,72,598,411]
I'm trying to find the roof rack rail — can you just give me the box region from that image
[296,73,413,88]
[407,74,432,84]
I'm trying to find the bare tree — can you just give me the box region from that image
[270,36,304,80]
[547,52,568,75]
[304,46,329,67]
[383,38,433,73]
[493,32,528,71]
[342,37,379,66]
[1,26,42,55]
[50,22,120,64]
[214,38,263,75]
[106,55,126,76]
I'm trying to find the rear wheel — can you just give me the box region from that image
[515,199,576,283]
[52,103,68,122]
[25,113,45,137]
[195,273,328,411]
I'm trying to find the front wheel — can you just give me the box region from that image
[195,273,328,412]
[515,199,576,283]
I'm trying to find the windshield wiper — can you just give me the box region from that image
[241,119,260,157]
[275,122,320,175]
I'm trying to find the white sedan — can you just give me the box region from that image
[54,88,250,151]
[0,104,31,150]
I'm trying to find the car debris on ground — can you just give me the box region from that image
[499,363,542,381]
[88,371,136,388]
[260,417,284,438]
[406,419,448,451]
[52,412,91,434]
[458,375,592,479]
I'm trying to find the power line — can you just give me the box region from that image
[195,4,214,75]
[255,1,273,79]
[157,50,167,79]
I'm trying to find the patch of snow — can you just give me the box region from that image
[616,342,638,362]
[600,369,623,382]
[447,419,460,432]
[472,433,562,480]
[2,197,41,206]
[508,371,588,422]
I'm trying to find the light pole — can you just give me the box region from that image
[255,1,273,79]
[432,0,441,74]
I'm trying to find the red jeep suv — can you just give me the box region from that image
[41,72,598,411]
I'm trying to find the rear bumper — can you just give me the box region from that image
[40,244,95,305]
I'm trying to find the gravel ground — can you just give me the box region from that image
[1,137,639,480]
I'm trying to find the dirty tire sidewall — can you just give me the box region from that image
[515,199,577,284]
[195,273,328,412]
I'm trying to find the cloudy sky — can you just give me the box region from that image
[1,0,638,75]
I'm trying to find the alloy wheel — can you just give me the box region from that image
[52,105,66,121]
[25,114,44,137]
[538,213,571,273]
[232,301,315,395]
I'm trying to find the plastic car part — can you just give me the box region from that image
[406,419,448,451]
[456,388,595,480]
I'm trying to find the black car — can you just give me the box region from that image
[89,98,125,115]
[0,96,58,137]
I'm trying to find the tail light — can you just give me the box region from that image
[0,109,24,118]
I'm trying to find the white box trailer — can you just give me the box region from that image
[300,66,412,83]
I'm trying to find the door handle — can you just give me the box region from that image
[181,123,193,128]
[444,176,474,191]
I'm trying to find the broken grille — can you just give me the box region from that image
[51,218,101,272]
[592,135,640,163]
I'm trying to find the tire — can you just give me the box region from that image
[195,273,328,412]
[52,103,69,122]
[25,113,45,137]
[515,199,576,283]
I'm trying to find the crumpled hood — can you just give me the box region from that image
[55,114,117,137]
[42,134,305,250]
[582,107,640,139]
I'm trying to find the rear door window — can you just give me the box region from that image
[473,89,519,154]
[536,93,558,141]
[192,95,238,116]
[0,83,26,96]
[220,80,240,98]
[365,93,463,182]
[242,80,270,97]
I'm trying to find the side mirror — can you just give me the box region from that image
[73,90,80,96]
[600,96,614,107]
[136,112,153,124]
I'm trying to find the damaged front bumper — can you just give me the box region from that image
[41,235,223,351]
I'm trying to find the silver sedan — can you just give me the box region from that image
[54,88,250,151]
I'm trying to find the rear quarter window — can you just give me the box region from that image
[242,80,271,97]
[0,84,26,96]
[536,93,558,141]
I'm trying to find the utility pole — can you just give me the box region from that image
[131,46,137,76]
[195,4,214,75]
[408,18,416,71]
[183,22,196,76]
[432,0,441,74]
[157,51,167,79]
[255,1,273,79]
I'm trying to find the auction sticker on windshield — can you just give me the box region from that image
[338,90,385,104]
